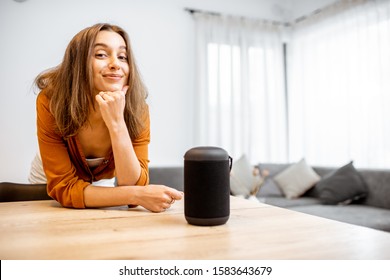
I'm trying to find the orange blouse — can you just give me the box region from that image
[36,91,150,208]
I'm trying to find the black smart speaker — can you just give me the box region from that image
[184,146,232,226]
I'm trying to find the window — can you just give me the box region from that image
[288,1,390,168]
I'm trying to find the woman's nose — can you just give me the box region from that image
[108,57,120,70]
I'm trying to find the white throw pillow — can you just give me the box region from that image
[230,154,255,197]
[273,158,320,199]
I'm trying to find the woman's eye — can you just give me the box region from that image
[118,55,128,61]
[95,53,107,58]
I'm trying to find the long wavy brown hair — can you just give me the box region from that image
[35,23,148,140]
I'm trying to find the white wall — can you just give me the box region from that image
[0,0,330,182]
[289,0,337,20]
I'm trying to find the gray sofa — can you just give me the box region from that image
[149,164,390,232]
[256,163,390,232]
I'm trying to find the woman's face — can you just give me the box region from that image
[92,30,129,94]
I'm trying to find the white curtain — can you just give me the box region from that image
[193,13,287,163]
[288,0,390,168]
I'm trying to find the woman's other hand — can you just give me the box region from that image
[134,185,184,213]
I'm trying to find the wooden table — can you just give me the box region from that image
[1,196,389,259]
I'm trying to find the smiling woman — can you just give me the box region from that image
[29,23,183,211]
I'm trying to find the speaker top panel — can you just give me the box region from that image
[184,146,230,161]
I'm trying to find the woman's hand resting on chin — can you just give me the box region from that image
[95,85,129,130]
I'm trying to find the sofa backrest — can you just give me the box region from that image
[356,168,390,209]
[149,167,184,191]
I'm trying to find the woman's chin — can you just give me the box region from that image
[111,84,124,91]
[99,85,123,92]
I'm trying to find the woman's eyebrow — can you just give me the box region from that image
[94,43,126,50]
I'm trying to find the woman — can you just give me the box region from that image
[29,23,182,212]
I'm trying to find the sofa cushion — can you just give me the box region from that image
[273,158,321,199]
[257,179,284,197]
[260,196,322,208]
[229,155,254,197]
[291,204,390,232]
[230,154,264,197]
[257,163,287,197]
[314,162,368,205]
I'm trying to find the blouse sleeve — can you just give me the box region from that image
[36,93,90,208]
[132,105,150,186]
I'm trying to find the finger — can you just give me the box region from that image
[162,193,174,204]
[101,92,116,101]
[159,203,170,213]
[98,91,108,100]
[99,91,108,98]
[165,196,175,204]
[166,189,184,201]
[95,94,105,105]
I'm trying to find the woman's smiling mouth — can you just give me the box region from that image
[102,73,123,81]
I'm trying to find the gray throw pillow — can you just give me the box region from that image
[315,161,368,205]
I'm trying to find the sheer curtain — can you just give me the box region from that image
[193,13,287,163]
[288,0,390,168]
